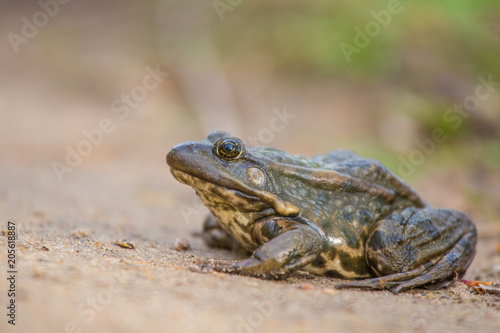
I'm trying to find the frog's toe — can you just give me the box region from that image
[210,257,294,280]
[335,260,435,292]
[189,260,214,273]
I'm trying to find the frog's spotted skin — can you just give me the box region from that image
[167,131,477,293]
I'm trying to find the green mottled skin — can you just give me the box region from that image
[167,131,477,293]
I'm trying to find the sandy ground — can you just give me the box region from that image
[1,2,500,333]
[0,107,500,333]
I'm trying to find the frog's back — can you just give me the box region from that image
[283,150,421,278]
[312,150,424,208]
[250,147,424,210]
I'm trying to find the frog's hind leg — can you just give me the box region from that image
[336,207,477,294]
[335,259,438,290]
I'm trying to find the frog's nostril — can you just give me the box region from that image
[167,142,202,168]
[166,148,178,165]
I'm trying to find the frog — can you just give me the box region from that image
[166,131,477,293]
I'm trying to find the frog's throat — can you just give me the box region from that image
[170,169,300,217]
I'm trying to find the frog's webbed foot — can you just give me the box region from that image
[339,207,477,294]
[189,260,215,274]
[194,218,324,280]
[335,259,439,293]
[335,258,461,294]
[192,257,303,280]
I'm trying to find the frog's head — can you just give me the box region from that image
[167,131,300,224]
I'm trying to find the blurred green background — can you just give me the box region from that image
[1,0,499,221]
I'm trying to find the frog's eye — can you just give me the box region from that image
[215,138,244,160]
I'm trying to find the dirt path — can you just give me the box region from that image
[1,135,500,333]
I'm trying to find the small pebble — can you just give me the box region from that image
[72,229,90,238]
[114,240,136,249]
[297,283,314,290]
[175,238,191,251]
[322,288,338,295]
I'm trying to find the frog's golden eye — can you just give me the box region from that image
[215,138,243,160]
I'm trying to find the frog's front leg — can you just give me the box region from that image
[197,217,324,279]
[336,207,477,293]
